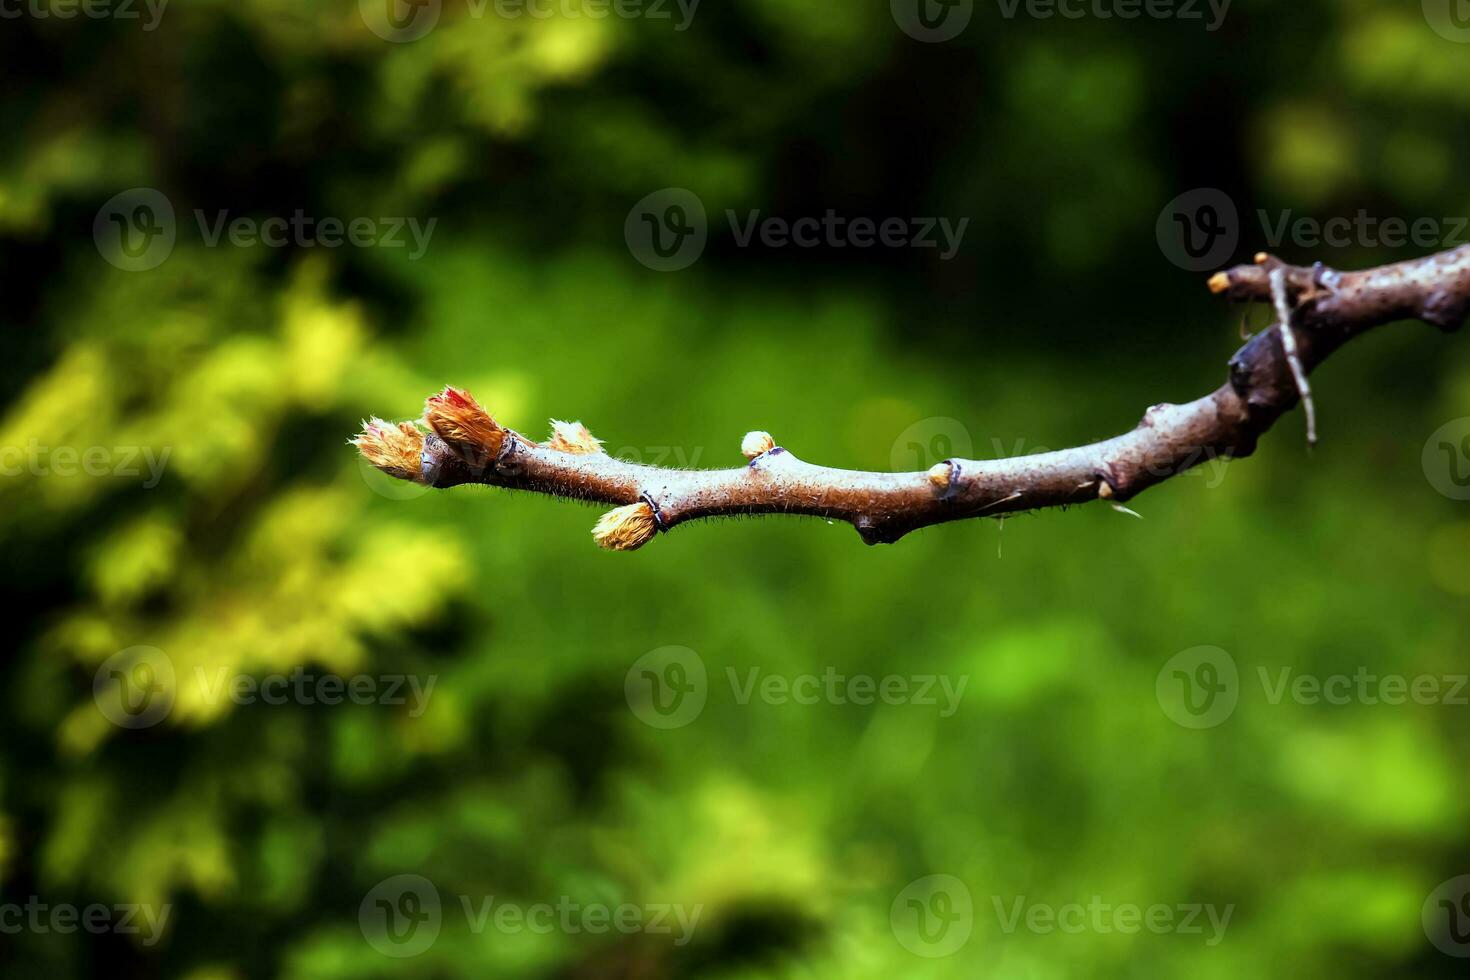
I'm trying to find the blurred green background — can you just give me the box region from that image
[4,0,1470,976]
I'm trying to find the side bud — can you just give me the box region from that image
[741,431,775,460]
[593,502,658,551]
[424,386,504,464]
[548,420,605,455]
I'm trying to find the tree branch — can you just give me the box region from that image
[354,246,1470,550]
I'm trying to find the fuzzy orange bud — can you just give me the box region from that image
[352,419,426,483]
[424,386,504,462]
[548,420,604,455]
[592,502,658,551]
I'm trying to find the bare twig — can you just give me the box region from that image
[1270,265,1317,448]
[355,246,1470,550]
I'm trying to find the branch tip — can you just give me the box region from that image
[352,418,426,483]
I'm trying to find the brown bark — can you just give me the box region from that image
[360,247,1470,549]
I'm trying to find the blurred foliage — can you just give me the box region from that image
[2,0,1470,977]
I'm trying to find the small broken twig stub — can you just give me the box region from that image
[355,244,1470,551]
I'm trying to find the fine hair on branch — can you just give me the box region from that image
[354,246,1470,551]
